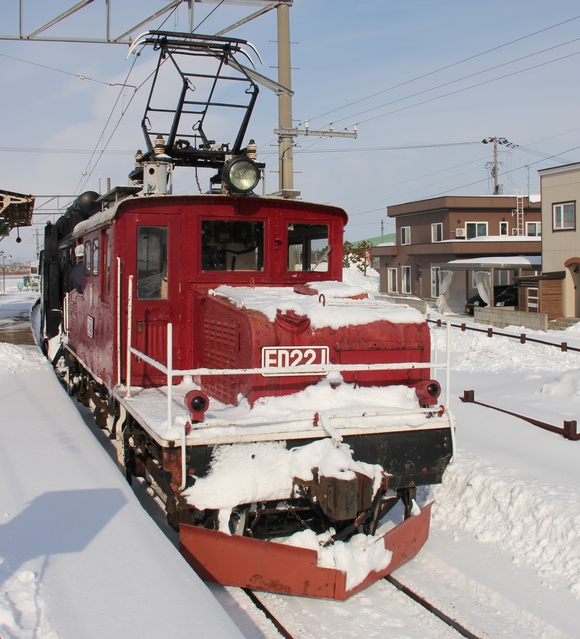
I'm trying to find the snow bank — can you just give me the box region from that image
[428,450,580,598]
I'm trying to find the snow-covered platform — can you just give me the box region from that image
[0,312,245,638]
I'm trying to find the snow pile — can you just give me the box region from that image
[428,451,580,598]
[541,369,580,398]
[439,329,580,374]
[0,564,60,639]
[342,265,380,293]
[184,438,384,519]
[0,343,46,373]
[282,528,393,591]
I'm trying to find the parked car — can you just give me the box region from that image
[465,284,518,315]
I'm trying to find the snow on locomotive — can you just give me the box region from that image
[40,31,455,600]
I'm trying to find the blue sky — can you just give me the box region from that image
[2,0,580,261]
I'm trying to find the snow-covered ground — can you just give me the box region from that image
[1,271,579,638]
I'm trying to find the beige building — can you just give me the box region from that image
[529,162,580,320]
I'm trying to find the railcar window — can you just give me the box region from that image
[201,220,264,271]
[287,223,330,272]
[92,239,99,276]
[84,241,91,277]
[137,226,168,300]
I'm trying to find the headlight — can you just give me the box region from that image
[222,156,260,194]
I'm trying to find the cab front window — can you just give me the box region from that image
[201,220,264,271]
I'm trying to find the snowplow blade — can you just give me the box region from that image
[179,502,432,600]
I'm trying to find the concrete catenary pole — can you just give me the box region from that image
[277,2,294,192]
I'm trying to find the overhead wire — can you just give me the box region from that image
[336,39,580,127]
[72,4,185,196]
[307,14,580,125]
[0,52,133,88]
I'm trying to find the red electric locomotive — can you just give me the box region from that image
[40,32,454,600]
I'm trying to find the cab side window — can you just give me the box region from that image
[137,226,168,300]
[92,238,99,276]
[84,241,92,277]
[287,223,330,272]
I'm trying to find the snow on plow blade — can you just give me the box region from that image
[179,502,432,600]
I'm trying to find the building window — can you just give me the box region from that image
[402,265,411,294]
[553,202,575,230]
[387,268,398,293]
[526,221,541,236]
[466,222,488,239]
[431,223,443,242]
[401,226,411,245]
[431,266,440,298]
[500,221,509,236]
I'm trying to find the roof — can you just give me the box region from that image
[349,234,396,247]
[387,194,541,217]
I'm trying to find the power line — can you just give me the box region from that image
[297,141,482,153]
[0,147,133,155]
[0,52,135,89]
[306,14,580,126]
[356,48,580,127]
[337,40,580,127]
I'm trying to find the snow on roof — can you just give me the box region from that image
[464,235,541,242]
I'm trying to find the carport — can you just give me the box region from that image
[434,256,541,315]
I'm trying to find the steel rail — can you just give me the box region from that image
[243,589,295,639]
[385,575,483,639]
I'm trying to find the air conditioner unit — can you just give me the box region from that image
[455,228,466,238]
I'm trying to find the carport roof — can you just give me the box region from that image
[433,255,541,270]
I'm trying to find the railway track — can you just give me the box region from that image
[244,576,485,639]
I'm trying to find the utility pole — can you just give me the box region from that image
[276,2,294,194]
[482,137,517,194]
[274,3,356,195]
